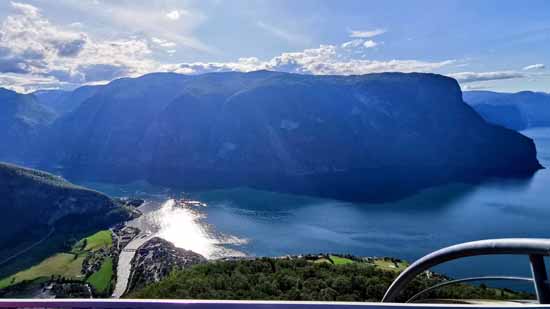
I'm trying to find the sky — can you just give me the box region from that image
[0,0,549,93]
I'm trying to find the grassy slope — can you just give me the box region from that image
[0,254,85,288]
[329,255,354,265]
[0,230,113,290]
[75,230,112,252]
[86,257,113,294]
[0,162,135,278]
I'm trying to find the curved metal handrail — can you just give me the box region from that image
[382,238,550,303]
[406,276,533,303]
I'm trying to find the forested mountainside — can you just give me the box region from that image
[0,162,139,277]
[2,71,542,202]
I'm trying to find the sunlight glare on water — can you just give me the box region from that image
[153,199,246,259]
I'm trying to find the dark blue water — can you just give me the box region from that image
[87,128,550,291]
[191,128,550,288]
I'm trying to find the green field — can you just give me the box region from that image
[329,255,354,265]
[316,255,408,272]
[0,230,113,291]
[72,230,112,252]
[0,253,85,288]
[86,257,113,294]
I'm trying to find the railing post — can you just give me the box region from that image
[382,239,550,303]
[529,254,550,304]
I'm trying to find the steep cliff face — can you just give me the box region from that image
[0,88,54,163]
[464,90,550,130]
[35,71,541,201]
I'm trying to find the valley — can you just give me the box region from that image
[1,71,542,202]
[0,71,549,301]
[1,1,550,304]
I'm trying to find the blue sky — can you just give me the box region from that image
[0,0,549,92]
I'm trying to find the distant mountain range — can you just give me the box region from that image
[0,88,55,164]
[32,85,101,118]
[0,71,543,201]
[464,91,550,131]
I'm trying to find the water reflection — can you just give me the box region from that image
[85,127,550,285]
[128,199,246,259]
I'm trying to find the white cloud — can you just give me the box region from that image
[448,71,524,83]
[0,72,72,93]
[0,3,455,92]
[523,63,545,71]
[461,83,492,91]
[341,39,363,49]
[51,1,211,53]
[162,45,453,76]
[68,22,83,28]
[349,28,386,38]
[165,10,183,21]
[0,2,156,89]
[10,1,39,18]
[151,37,177,48]
[363,40,378,48]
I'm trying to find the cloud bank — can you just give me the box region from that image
[0,2,457,92]
[349,28,386,38]
[448,71,525,83]
[0,2,157,91]
[523,63,545,71]
[161,45,453,76]
[0,2,533,93]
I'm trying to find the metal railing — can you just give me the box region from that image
[0,299,544,309]
[382,238,550,304]
[406,276,533,303]
[2,239,550,308]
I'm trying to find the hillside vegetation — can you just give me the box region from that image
[24,71,541,202]
[0,230,115,296]
[131,256,533,302]
[0,163,138,277]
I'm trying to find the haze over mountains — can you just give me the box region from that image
[464,91,550,131]
[32,86,101,118]
[0,89,55,164]
[0,71,543,201]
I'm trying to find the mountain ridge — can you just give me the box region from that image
[464,90,550,130]
[1,71,543,202]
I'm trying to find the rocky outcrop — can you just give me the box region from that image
[126,237,206,294]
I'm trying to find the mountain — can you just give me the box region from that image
[0,162,138,277]
[0,88,55,163]
[32,85,101,118]
[34,71,541,202]
[464,90,550,130]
